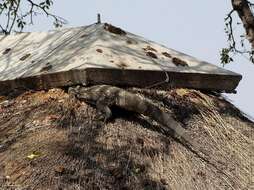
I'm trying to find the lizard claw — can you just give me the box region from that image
[96,104,112,122]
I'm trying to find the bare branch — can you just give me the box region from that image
[8,0,21,33]
[231,0,254,48]
[0,0,67,34]
[247,0,254,6]
[222,0,254,64]
[225,10,236,50]
[0,24,8,34]
[25,0,67,27]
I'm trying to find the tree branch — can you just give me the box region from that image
[222,0,254,64]
[8,0,21,33]
[0,0,67,34]
[26,0,67,27]
[231,0,254,48]
[225,10,236,50]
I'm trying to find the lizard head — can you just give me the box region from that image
[68,85,81,96]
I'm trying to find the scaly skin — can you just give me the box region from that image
[68,85,231,173]
[68,85,192,144]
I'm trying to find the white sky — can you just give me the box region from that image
[19,0,254,118]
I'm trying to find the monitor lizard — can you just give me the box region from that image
[68,85,195,146]
[68,85,230,175]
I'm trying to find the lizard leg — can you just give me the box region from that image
[95,100,112,122]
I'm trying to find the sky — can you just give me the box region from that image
[16,0,254,118]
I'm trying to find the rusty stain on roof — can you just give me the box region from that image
[96,49,103,53]
[2,48,11,55]
[116,62,128,69]
[143,45,157,52]
[146,51,158,59]
[104,23,126,35]
[19,53,31,61]
[172,57,188,67]
[162,52,172,58]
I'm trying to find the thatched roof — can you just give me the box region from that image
[0,87,253,190]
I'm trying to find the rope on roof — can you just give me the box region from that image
[144,55,174,89]
[145,71,171,89]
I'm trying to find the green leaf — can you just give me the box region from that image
[220,48,234,65]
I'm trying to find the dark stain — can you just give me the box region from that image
[2,48,11,55]
[172,57,188,67]
[80,34,88,38]
[104,23,127,35]
[116,62,128,69]
[143,45,157,52]
[96,49,103,53]
[162,52,172,58]
[110,60,114,63]
[40,63,53,72]
[20,53,31,61]
[126,40,133,44]
[146,51,158,59]
[126,39,137,45]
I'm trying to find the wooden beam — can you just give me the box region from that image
[0,68,241,95]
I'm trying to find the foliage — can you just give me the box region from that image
[0,0,66,34]
[220,48,234,65]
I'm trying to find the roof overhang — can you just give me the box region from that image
[0,23,242,93]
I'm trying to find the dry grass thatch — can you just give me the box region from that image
[0,87,253,190]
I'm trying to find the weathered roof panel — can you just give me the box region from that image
[0,23,242,92]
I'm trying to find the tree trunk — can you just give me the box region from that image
[231,0,254,48]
